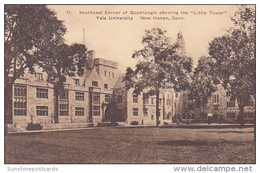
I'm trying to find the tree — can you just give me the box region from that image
[124,28,192,126]
[37,43,88,123]
[4,5,66,132]
[208,6,255,125]
[189,56,218,117]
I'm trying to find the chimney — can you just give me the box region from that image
[88,50,95,60]
[86,50,95,70]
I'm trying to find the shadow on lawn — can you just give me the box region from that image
[205,131,254,134]
[157,140,251,147]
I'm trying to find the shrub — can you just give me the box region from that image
[130,121,138,125]
[96,122,118,127]
[26,122,43,131]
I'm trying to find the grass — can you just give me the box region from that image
[5,127,255,164]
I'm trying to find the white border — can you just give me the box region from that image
[1,1,259,173]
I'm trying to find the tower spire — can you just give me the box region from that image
[176,30,186,57]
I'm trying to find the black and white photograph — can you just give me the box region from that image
[3,2,257,171]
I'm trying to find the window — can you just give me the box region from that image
[109,72,110,77]
[183,113,186,119]
[133,93,138,103]
[226,91,231,97]
[75,92,84,101]
[104,84,108,89]
[60,91,69,100]
[36,106,48,116]
[227,112,236,119]
[174,102,177,108]
[93,106,100,116]
[105,95,110,103]
[93,93,100,103]
[92,93,100,116]
[143,108,148,117]
[36,88,48,98]
[227,101,235,107]
[245,112,254,118]
[213,105,219,110]
[151,114,154,120]
[159,99,162,105]
[59,91,69,116]
[92,81,98,87]
[213,94,219,103]
[245,100,253,107]
[75,107,84,116]
[104,71,107,76]
[187,113,191,119]
[192,113,195,119]
[167,99,171,106]
[117,95,123,103]
[35,73,43,80]
[175,92,178,98]
[112,72,114,78]
[14,85,27,116]
[151,98,154,105]
[145,99,149,104]
[133,108,138,116]
[74,79,80,85]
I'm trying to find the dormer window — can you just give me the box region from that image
[35,73,43,80]
[74,79,80,85]
[92,81,98,87]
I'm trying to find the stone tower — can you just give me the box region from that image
[175,30,186,57]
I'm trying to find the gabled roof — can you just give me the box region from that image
[113,76,125,89]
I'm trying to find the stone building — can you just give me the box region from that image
[181,85,255,123]
[12,50,121,125]
[207,85,255,123]
[112,77,181,125]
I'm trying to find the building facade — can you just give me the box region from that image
[12,51,121,125]
[112,77,182,125]
[181,85,255,123]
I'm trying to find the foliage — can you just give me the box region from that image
[4,5,66,86]
[124,28,192,126]
[208,5,255,125]
[38,43,88,94]
[4,5,66,130]
[189,56,218,113]
[96,122,118,127]
[130,121,139,125]
[26,122,43,131]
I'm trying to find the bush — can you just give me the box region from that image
[163,122,168,125]
[26,122,43,131]
[130,121,138,125]
[96,122,118,127]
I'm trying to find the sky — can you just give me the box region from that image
[48,5,242,72]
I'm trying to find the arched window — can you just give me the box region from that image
[183,113,186,119]
[187,113,191,119]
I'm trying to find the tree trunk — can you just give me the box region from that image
[155,89,160,127]
[4,83,13,135]
[54,87,59,123]
[238,105,245,126]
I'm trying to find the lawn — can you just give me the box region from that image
[5,127,255,164]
